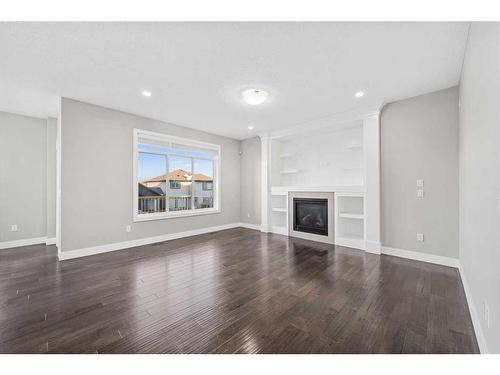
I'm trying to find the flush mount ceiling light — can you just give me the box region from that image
[355,91,365,98]
[241,88,269,105]
[141,90,152,97]
[248,125,254,130]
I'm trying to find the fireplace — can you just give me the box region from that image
[293,198,328,236]
[288,192,334,244]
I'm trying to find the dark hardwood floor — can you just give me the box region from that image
[0,228,478,353]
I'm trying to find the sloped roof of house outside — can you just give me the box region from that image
[143,169,213,183]
[138,183,165,196]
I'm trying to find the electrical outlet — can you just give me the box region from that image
[125,225,131,233]
[11,225,18,232]
[247,213,250,218]
[484,301,490,328]
[416,233,424,242]
[417,189,424,198]
[416,179,424,187]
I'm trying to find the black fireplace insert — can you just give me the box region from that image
[293,198,328,236]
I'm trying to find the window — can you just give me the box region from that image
[169,181,181,189]
[134,129,220,221]
[202,181,213,191]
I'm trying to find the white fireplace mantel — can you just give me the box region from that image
[271,185,364,194]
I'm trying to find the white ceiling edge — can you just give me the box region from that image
[0,83,456,143]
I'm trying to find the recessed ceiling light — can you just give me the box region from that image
[355,91,365,98]
[241,88,269,105]
[142,90,152,97]
[248,125,254,130]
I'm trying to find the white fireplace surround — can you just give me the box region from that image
[259,108,381,254]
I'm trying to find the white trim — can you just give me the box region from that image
[365,240,381,254]
[363,113,381,258]
[136,129,221,151]
[45,237,56,245]
[133,208,221,222]
[238,222,262,231]
[260,224,271,233]
[0,237,47,250]
[381,246,460,268]
[271,185,364,193]
[269,226,287,236]
[58,223,241,261]
[458,264,488,354]
[336,236,365,250]
[56,100,62,256]
[133,128,221,223]
[259,134,270,231]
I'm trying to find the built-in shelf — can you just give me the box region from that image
[335,193,365,250]
[272,208,287,213]
[271,191,288,196]
[280,169,300,174]
[338,213,364,220]
[279,153,294,158]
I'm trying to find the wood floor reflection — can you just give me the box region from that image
[0,228,478,353]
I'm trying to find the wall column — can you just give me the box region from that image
[363,112,381,254]
[259,133,270,232]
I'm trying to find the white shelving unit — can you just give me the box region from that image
[334,192,365,250]
[269,193,288,235]
[260,111,381,255]
[271,208,287,213]
[280,169,300,174]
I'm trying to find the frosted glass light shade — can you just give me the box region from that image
[241,88,269,105]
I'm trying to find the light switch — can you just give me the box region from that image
[417,189,424,198]
[417,179,424,187]
[11,225,18,232]
[125,225,131,233]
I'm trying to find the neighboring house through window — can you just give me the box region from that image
[134,129,220,221]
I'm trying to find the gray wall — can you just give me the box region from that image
[381,87,459,258]
[459,22,500,353]
[60,98,241,252]
[0,111,47,243]
[46,117,57,239]
[240,137,261,225]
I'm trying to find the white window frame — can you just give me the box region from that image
[133,128,221,222]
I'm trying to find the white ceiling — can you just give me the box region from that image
[0,22,469,139]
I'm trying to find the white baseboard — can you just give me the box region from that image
[0,236,47,250]
[336,237,365,251]
[458,265,488,354]
[45,237,56,245]
[269,226,287,236]
[365,240,381,254]
[58,222,242,261]
[260,224,271,233]
[381,246,460,268]
[238,222,262,231]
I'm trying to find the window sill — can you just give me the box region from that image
[133,208,221,222]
